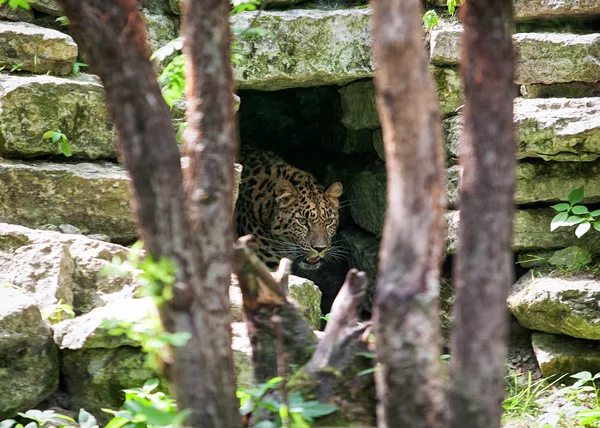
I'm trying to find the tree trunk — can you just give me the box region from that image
[447,1,516,428]
[370,0,446,426]
[180,0,240,424]
[57,1,240,426]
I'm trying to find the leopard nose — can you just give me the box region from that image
[313,246,328,253]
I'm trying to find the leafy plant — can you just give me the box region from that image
[0,0,30,10]
[231,0,261,14]
[42,299,76,324]
[0,409,97,428]
[502,371,562,424]
[73,62,88,73]
[447,0,464,15]
[103,379,191,428]
[550,187,600,238]
[56,16,69,26]
[42,129,73,157]
[423,9,439,30]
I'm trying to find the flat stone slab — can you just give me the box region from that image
[430,27,600,85]
[449,160,600,205]
[232,9,373,90]
[445,209,600,253]
[532,333,600,378]
[0,21,77,76]
[509,272,600,340]
[0,74,115,159]
[515,0,600,20]
[0,161,136,242]
[444,97,600,162]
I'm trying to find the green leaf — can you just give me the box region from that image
[296,401,339,419]
[103,417,130,428]
[357,367,378,377]
[142,378,160,391]
[564,216,585,226]
[575,222,591,238]
[571,205,589,215]
[51,132,61,143]
[42,130,55,139]
[60,138,73,157]
[0,420,17,428]
[123,400,175,426]
[571,371,592,381]
[568,186,584,205]
[550,203,570,212]
[77,409,98,428]
[550,212,569,231]
[591,209,600,217]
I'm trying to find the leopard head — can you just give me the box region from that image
[270,179,343,271]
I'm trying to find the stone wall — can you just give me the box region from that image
[1,0,600,419]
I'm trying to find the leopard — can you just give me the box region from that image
[235,146,344,274]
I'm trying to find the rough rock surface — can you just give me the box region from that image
[532,333,600,378]
[508,272,600,340]
[29,0,62,16]
[0,4,34,22]
[445,98,600,162]
[514,0,600,19]
[521,82,600,99]
[0,223,140,314]
[0,161,136,242]
[339,68,462,133]
[288,275,322,330]
[0,74,115,159]
[0,21,77,76]
[61,346,155,419]
[449,160,600,205]
[53,298,156,350]
[430,26,600,85]
[0,287,58,419]
[232,9,373,90]
[140,8,180,53]
[445,209,599,253]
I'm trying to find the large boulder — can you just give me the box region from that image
[0,21,77,76]
[532,333,600,378]
[508,272,600,340]
[0,74,115,159]
[430,26,600,85]
[445,97,600,162]
[0,287,59,419]
[0,223,140,314]
[232,9,373,91]
[61,346,155,420]
[0,161,136,242]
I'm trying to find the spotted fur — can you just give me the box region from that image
[236,146,343,272]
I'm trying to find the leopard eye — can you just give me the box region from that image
[325,218,334,226]
[297,218,309,226]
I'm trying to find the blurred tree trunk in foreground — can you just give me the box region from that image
[57,0,240,426]
[447,1,516,428]
[371,0,447,426]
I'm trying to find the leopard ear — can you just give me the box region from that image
[275,180,297,209]
[325,182,343,200]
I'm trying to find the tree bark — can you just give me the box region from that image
[57,1,240,426]
[447,2,516,428]
[233,238,318,383]
[371,0,446,426]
